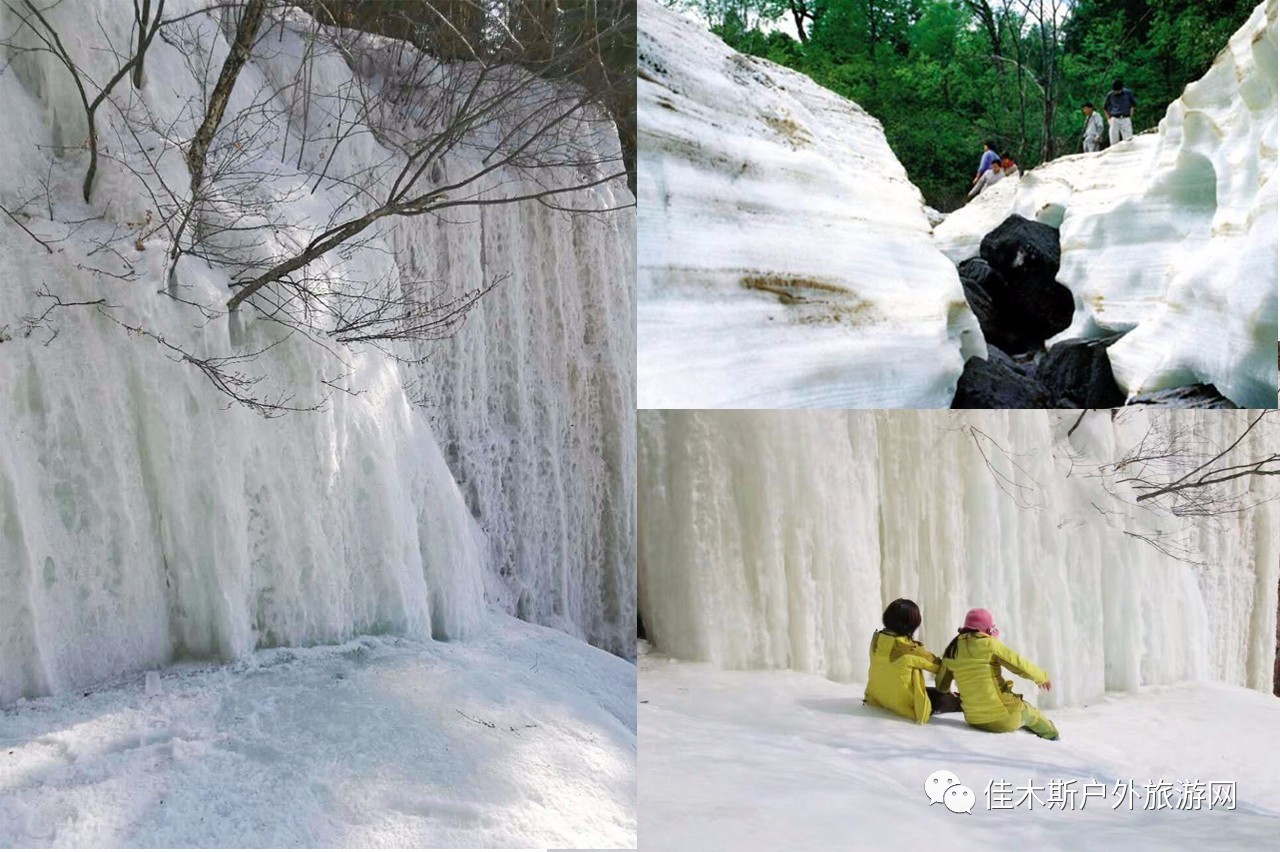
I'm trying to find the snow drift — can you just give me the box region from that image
[638,410,1280,709]
[636,0,983,408]
[0,618,637,848]
[0,0,634,705]
[936,0,1278,407]
[641,655,1280,851]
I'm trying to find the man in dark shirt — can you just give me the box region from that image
[1104,79,1138,146]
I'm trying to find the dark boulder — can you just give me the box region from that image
[1036,334,1127,408]
[958,257,1055,355]
[957,258,998,342]
[980,214,1061,283]
[969,215,1074,351]
[953,347,1054,409]
[1127,385,1239,408]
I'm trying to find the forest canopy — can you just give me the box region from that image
[665,0,1259,209]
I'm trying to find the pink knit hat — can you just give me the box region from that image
[963,608,999,637]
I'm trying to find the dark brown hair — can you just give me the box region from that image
[882,598,922,637]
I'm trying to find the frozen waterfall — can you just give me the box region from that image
[397,186,636,660]
[0,0,634,704]
[638,410,1280,709]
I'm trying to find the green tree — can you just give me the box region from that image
[667,0,1258,209]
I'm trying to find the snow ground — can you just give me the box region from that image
[0,616,636,848]
[640,650,1280,851]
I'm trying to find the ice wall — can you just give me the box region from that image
[396,182,637,659]
[0,0,633,703]
[263,7,638,658]
[935,0,1278,407]
[636,0,983,408]
[0,240,489,706]
[638,410,1280,708]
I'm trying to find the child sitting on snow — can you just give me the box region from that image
[937,608,1059,740]
[864,599,962,724]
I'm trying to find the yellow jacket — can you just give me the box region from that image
[937,633,1049,732]
[864,630,941,724]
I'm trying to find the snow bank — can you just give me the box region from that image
[636,0,983,408]
[0,617,636,847]
[0,0,633,704]
[640,654,1280,850]
[638,410,1280,709]
[935,0,1278,407]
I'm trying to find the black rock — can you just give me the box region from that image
[1036,334,1127,408]
[953,347,1054,409]
[980,214,1062,283]
[971,215,1075,350]
[1127,385,1239,408]
[958,259,998,340]
[958,258,1045,355]
[1005,275,1075,348]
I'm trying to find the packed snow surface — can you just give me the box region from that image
[0,0,634,707]
[638,410,1280,708]
[935,0,1278,407]
[0,617,636,848]
[640,652,1280,851]
[636,0,983,408]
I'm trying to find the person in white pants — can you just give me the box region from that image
[1104,79,1138,146]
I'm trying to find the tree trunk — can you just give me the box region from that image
[131,0,152,88]
[789,0,809,44]
[187,0,267,196]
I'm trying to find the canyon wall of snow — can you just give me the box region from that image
[0,0,634,704]
[638,410,1280,709]
[637,0,982,408]
[936,0,1278,407]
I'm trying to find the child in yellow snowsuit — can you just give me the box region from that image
[937,608,1059,740]
[864,599,962,724]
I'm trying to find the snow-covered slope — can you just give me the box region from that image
[0,0,634,704]
[637,0,983,408]
[0,617,636,848]
[935,0,1278,407]
[641,654,1280,851]
[638,410,1280,709]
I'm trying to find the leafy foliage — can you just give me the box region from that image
[669,0,1257,209]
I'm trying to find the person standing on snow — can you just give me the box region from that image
[936,608,1059,740]
[1103,79,1138,146]
[1082,102,1105,152]
[864,599,962,724]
